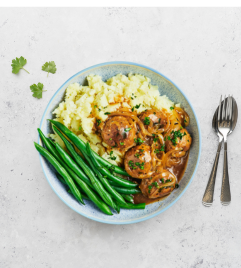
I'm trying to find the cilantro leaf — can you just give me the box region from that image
[42,61,57,77]
[30,83,46,99]
[11,56,29,74]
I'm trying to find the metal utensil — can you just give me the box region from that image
[202,97,238,207]
[218,96,237,205]
[202,106,223,206]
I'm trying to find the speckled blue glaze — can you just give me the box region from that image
[39,61,201,224]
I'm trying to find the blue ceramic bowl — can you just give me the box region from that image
[39,61,201,224]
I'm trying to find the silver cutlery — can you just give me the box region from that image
[218,96,238,205]
[202,96,238,207]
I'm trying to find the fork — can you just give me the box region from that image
[218,95,233,205]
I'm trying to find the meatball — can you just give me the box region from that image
[139,109,168,131]
[165,128,192,152]
[140,169,176,199]
[101,116,136,149]
[124,144,152,179]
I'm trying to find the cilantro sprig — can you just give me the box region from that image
[30,83,46,99]
[11,56,29,74]
[42,61,57,77]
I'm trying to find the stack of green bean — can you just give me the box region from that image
[34,120,145,215]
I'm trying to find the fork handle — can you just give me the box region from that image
[202,139,222,206]
[220,140,231,205]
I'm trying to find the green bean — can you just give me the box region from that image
[56,173,67,185]
[81,141,137,189]
[118,203,145,210]
[38,128,92,189]
[115,202,120,213]
[49,119,128,176]
[86,142,126,205]
[55,143,93,189]
[121,194,134,204]
[47,137,56,148]
[52,126,116,210]
[61,173,144,210]
[34,142,84,205]
[38,130,112,215]
[54,141,121,213]
[112,186,141,195]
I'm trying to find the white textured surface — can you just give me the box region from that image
[0,7,241,268]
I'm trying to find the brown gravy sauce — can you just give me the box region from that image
[132,152,189,205]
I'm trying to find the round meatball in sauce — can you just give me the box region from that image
[139,109,168,132]
[101,116,136,150]
[165,128,192,152]
[140,168,176,199]
[124,144,153,179]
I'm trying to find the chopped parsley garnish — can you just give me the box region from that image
[148,185,152,193]
[104,112,111,115]
[169,130,186,146]
[184,119,187,123]
[170,106,174,110]
[154,145,165,154]
[148,182,159,193]
[166,179,172,183]
[175,184,179,189]
[131,93,137,99]
[132,104,141,111]
[96,119,101,126]
[161,178,165,183]
[134,153,140,158]
[120,142,124,145]
[143,117,150,125]
[109,151,117,160]
[128,160,136,169]
[79,126,82,130]
[94,105,97,108]
[152,134,158,142]
[140,149,144,152]
[109,138,112,140]
[135,162,145,170]
[134,138,144,145]
[124,128,131,132]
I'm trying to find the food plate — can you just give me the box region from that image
[39,61,201,224]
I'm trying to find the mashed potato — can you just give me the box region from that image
[50,73,174,165]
